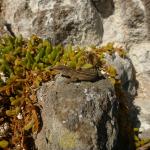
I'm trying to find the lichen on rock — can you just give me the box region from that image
[35,77,118,150]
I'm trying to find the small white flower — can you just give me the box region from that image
[86,47,92,52]
[0,72,7,82]
[17,144,21,147]
[86,96,91,101]
[101,70,106,75]
[115,51,118,56]
[84,89,88,94]
[0,128,5,134]
[17,113,23,120]
[79,114,82,118]
[62,120,66,124]
[4,123,9,130]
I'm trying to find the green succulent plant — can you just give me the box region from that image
[0,34,128,149]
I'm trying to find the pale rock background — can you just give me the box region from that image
[0,0,150,145]
[102,0,150,138]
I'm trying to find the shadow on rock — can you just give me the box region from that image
[91,0,115,18]
[116,61,141,150]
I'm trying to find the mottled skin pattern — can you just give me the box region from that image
[53,65,104,82]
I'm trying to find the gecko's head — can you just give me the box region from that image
[52,65,68,70]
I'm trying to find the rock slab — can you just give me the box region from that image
[35,76,118,150]
[0,0,104,46]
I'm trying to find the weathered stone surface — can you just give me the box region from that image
[35,76,118,150]
[103,0,148,47]
[129,42,150,74]
[0,0,103,46]
[133,72,150,139]
[104,52,137,96]
[102,0,150,138]
[0,0,149,144]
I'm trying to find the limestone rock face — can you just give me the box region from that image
[35,77,118,150]
[105,53,137,97]
[129,43,150,138]
[0,0,103,45]
[102,0,150,138]
[103,0,147,46]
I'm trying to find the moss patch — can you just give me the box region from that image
[59,131,78,149]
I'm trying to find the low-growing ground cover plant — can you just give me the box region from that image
[0,34,127,149]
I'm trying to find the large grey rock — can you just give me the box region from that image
[35,76,118,150]
[103,0,148,47]
[103,0,150,138]
[104,52,137,96]
[134,72,150,139]
[0,0,103,45]
[129,42,150,74]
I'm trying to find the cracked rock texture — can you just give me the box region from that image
[0,0,103,45]
[36,76,118,150]
[105,0,150,138]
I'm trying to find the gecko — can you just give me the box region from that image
[52,65,105,82]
